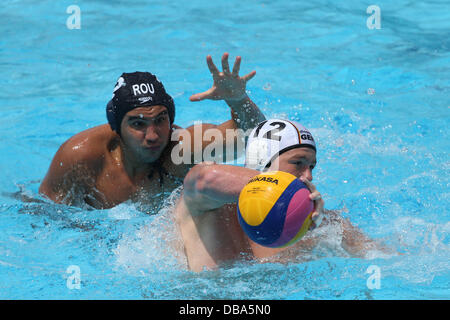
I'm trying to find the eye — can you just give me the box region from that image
[293,160,315,170]
[154,116,167,124]
[130,120,146,128]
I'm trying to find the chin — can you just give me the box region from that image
[142,151,163,163]
[142,154,161,164]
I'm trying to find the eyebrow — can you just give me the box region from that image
[127,110,168,121]
[289,156,317,165]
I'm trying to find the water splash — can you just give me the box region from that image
[113,186,188,274]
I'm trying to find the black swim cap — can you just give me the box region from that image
[106,72,175,135]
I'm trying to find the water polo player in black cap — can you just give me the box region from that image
[39,53,265,209]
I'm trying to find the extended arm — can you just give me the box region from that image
[326,211,395,258]
[182,162,259,214]
[180,53,265,164]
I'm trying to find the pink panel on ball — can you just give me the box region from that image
[270,188,313,247]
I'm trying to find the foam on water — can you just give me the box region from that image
[113,186,188,274]
[0,177,447,299]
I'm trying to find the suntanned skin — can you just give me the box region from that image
[39,53,265,209]
[175,147,388,272]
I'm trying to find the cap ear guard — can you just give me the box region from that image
[106,100,118,132]
[245,137,270,170]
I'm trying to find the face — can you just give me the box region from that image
[120,105,171,163]
[267,147,317,181]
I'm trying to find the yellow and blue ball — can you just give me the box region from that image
[237,171,314,248]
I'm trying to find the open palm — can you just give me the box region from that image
[190,52,256,102]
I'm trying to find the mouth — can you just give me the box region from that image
[144,145,162,152]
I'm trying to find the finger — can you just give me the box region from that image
[311,211,324,228]
[221,52,230,74]
[231,56,241,76]
[309,217,317,230]
[206,55,220,77]
[315,198,325,215]
[309,191,321,201]
[189,88,215,101]
[310,203,324,229]
[242,70,256,82]
[311,197,324,220]
[300,177,317,193]
[311,206,323,220]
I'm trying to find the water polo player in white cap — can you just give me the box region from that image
[39,53,265,209]
[174,119,390,272]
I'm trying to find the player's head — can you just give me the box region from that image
[106,72,175,163]
[245,119,317,180]
[106,71,175,136]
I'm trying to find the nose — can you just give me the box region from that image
[301,168,313,182]
[144,124,159,143]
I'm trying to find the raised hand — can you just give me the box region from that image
[190,52,256,102]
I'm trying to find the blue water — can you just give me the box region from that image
[1,0,449,299]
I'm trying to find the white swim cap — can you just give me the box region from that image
[245,119,316,171]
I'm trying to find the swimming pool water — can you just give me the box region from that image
[0,0,449,299]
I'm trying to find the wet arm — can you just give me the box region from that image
[183,162,259,214]
[226,95,265,133]
[326,211,394,258]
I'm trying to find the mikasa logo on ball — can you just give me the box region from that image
[247,176,279,185]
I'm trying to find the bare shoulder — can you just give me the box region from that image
[56,124,116,165]
[39,124,117,202]
[41,124,116,185]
